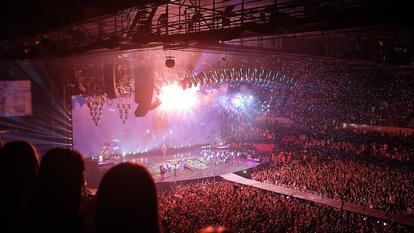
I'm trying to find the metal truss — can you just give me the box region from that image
[2,0,406,58]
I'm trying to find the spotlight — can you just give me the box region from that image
[158,83,199,112]
[231,95,243,108]
[165,56,175,68]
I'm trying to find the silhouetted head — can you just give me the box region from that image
[96,163,161,233]
[0,140,39,189]
[30,148,85,232]
[0,141,39,232]
[198,225,234,233]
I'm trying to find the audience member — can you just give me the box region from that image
[95,163,161,233]
[26,148,85,233]
[0,141,39,233]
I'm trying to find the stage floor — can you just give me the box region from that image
[116,148,261,183]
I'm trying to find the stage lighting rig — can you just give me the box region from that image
[180,67,296,90]
[165,56,175,68]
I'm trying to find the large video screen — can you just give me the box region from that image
[72,85,223,157]
[0,80,32,117]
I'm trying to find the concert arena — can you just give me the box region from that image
[1,1,413,232]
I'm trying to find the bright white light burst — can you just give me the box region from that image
[158,83,199,112]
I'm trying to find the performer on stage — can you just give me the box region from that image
[160,165,165,180]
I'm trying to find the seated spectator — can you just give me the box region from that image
[0,141,39,233]
[96,163,161,233]
[26,148,85,233]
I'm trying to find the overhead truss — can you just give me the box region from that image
[1,0,410,58]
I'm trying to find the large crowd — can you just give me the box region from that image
[234,56,414,130]
[253,157,414,215]
[1,54,414,233]
[277,129,414,161]
[159,180,412,233]
[251,131,414,216]
[2,140,413,233]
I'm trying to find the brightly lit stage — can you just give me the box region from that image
[99,148,260,183]
[72,75,283,184]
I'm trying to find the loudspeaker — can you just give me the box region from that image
[149,97,161,110]
[134,67,154,117]
[103,64,117,99]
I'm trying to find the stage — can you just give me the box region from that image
[97,147,261,183]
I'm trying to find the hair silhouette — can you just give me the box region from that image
[96,163,161,233]
[28,148,85,233]
[0,141,39,233]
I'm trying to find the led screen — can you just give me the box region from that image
[0,80,32,117]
